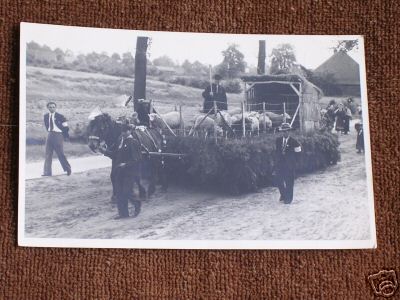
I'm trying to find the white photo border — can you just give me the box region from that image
[18,22,377,249]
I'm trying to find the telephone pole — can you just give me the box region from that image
[257,40,266,75]
[133,36,149,111]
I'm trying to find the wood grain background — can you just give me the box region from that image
[0,1,399,298]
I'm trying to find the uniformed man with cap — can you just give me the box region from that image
[101,124,142,219]
[202,74,228,112]
[274,123,302,204]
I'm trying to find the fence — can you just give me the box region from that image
[152,99,301,142]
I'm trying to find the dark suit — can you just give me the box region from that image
[275,136,301,204]
[112,135,142,217]
[202,83,228,111]
[43,112,71,175]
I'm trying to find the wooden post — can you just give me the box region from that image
[213,101,218,143]
[133,36,149,112]
[262,101,266,133]
[257,40,266,74]
[241,101,246,138]
[290,103,301,128]
[179,105,184,136]
[148,99,153,129]
[283,102,286,123]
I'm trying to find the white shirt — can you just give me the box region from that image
[48,113,62,133]
[282,137,289,149]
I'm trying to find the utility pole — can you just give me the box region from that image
[257,40,266,75]
[133,36,149,112]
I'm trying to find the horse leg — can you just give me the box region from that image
[160,159,168,192]
[147,159,157,197]
[137,178,147,200]
[132,200,141,217]
[110,164,117,203]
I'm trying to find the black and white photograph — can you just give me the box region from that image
[19,23,376,249]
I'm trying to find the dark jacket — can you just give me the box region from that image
[275,136,302,170]
[202,83,227,111]
[44,112,69,138]
[114,136,142,170]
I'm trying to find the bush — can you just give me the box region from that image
[165,132,340,194]
[223,78,242,93]
[165,76,209,90]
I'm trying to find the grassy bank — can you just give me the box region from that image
[25,66,243,146]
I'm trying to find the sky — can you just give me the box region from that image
[21,23,363,70]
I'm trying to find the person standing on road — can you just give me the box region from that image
[202,74,228,112]
[274,123,302,204]
[355,122,364,154]
[42,101,71,176]
[334,103,347,134]
[101,124,142,219]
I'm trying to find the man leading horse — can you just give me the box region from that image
[99,123,142,219]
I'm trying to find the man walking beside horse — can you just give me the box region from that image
[100,124,142,219]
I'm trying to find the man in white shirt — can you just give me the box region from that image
[42,102,71,176]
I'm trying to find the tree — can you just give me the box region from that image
[26,41,41,64]
[153,55,175,67]
[54,48,65,62]
[121,52,135,77]
[111,53,121,62]
[181,59,192,74]
[216,44,246,79]
[333,40,359,52]
[181,59,208,76]
[301,66,342,96]
[73,54,89,72]
[270,43,296,74]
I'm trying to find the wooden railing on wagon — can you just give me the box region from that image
[150,100,301,142]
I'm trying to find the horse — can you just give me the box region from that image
[87,113,168,203]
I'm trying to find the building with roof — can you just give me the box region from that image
[314,50,360,96]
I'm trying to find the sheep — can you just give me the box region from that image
[230,114,242,124]
[247,111,260,119]
[189,115,223,136]
[148,111,181,129]
[264,111,291,127]
[247,116,260,135]
[258,114,273,131]
[228,107,242,115]
[215,111,232,127]
[231,115,260,135]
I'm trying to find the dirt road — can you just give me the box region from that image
[24,126,372,241]
[25,155,111,179]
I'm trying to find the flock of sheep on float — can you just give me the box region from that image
[147,107,291,138]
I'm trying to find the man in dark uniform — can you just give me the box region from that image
[101,124,142,219]
[274,123,302,204]
[202,74,228,112]
[42,101,71,176]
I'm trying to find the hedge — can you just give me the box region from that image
[164,132,340,194]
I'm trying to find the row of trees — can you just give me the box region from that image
[26,40,357,95]
[27,41,135,77]
[26,41,247,80]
